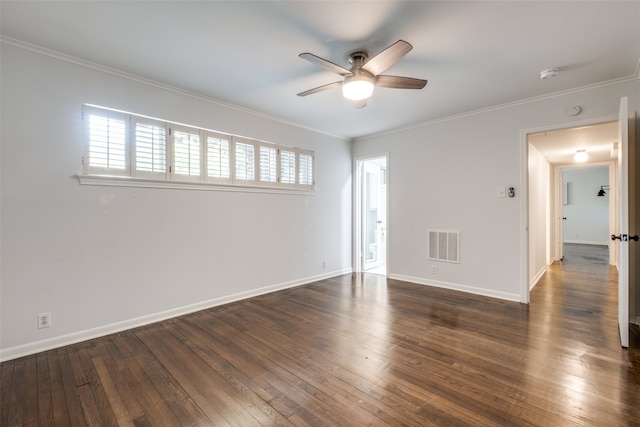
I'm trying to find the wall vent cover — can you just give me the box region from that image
[428,230,459,263]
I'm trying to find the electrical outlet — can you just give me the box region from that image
[322,260,327,269]
[38,312,51,329]
[431,265,437,274]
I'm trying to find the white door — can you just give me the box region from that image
[616,97,630,348]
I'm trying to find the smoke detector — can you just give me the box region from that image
[567,105,582,116]
[540,68,558,80]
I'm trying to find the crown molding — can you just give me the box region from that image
[0,36,349,142]
[358,73,639,141]
[3,35,637,144]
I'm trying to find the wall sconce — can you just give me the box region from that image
[597,185,610,197]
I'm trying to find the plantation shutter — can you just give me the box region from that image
[171,126,201,181]
[279,148,296,185]
[205,132,231,182]
[84,106,129,176]
[259,144,277,184]
[82,105,314,191]
[235,138,256,182]
[299,151,314,187]
[132,117,167,179]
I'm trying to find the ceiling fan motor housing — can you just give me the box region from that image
[348,52,369,67]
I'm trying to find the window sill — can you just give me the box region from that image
[75,174,315,195]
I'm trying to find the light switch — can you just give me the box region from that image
[497,187,506,198]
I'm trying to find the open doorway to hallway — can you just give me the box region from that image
[527,119,618,294]
[355,156,388,276]
[525,99,638,348]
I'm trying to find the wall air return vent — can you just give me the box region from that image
[428,230,459,263]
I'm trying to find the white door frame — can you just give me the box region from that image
[362,162,384,271]
[521,115,618,304]
[557,167,565,262]
[353,154,389,274]
[554,162,617,264]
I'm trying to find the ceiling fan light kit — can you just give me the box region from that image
[298,40,427,107]
[342,71,375,100]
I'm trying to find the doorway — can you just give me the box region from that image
[560,164,612,261]
[355,155,388,276]
[526,119,619,302]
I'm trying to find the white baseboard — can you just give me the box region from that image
[529,266,547,291]
[0,268,352,362]
[388,274,521,302]
[563,240,609,246]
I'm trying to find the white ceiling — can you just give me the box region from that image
[1,1,639,143]
[528,120,619,165]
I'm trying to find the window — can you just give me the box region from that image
[82,105,314,191]
[171,126,201,181]
[279,148,296,185]
[299,151,314,187]
[84,106,128,175]
[259,144,277,184]
[132,117,167,179]
[205,132,231,182]
[234,139,256,182]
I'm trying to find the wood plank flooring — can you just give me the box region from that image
[2,243,639,426]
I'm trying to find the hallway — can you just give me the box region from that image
[527,243,639,424]
[531,243,627,349]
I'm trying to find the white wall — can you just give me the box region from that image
[562,166,610,245]
[528,144,550,287]
[0,42,352,360]
[353,78,640,302]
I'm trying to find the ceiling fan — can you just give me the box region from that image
[297,40,427,108]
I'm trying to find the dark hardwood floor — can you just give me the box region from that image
[2,243,639,426]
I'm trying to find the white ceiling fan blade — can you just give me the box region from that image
[376,75,427,89]
[297,81,342,97]
[362,40,413,76]
[299,53,352,76]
